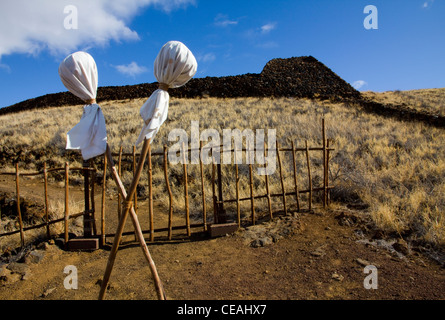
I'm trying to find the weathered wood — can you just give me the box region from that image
[148,144,154,242]
[276,141,287,215]
[235,148,241,227]
[182,142,191,237]
[99,140,166,301]
[163,145,173,240]
[291,141,301,212]
[15,163,24,248]
[101,154,107,246]
[264,142,273,220]
[305,140,312,211]
[249,163,255,225]
[43,162,50,239]
[199,141,207,231]
[64,162,69,245]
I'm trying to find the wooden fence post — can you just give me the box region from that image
[182,142,191,236]
[276,141,288,215]
[148,144,154,242]
[15,163,24,248]
[305,141,312,211]
[163,145,173,240]
[264,142,273,220]
[291,141,301,212]
[43,162,50,239]
[199,141,207,232]
[101,154,107,247]
[64,162,70,245]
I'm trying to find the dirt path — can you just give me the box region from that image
[1,175,444,300]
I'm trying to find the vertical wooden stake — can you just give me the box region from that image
[117,146,123,220]
[249,163,255,225]
[90,162,97,236]
[235,147,241,227]
[305,141,312,211]
[291,141,301,212]
[43,162,50,239]
[132,146,138,241]
[15,163,24,248]
[199,141,207,232]
[276,141,287,215]
[326,139,331,206]
[101,154,107,247]
[64,162,69,245]
[148,144,154,242]
[182,142,191,237]
[264,142,273,220]
[322,118,327,208]
[163,145,173,240]
[212,158,217,224]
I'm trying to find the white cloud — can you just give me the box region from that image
[198,53,216,63]
[214,14,238,27]
[422,0,434,8]
[0,0,195,59]
[114,61,148,77]
[352,80,368,90]
[261,23,276,34]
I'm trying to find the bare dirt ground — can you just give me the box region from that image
[1,174,444,301]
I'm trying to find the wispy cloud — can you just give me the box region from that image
[0,0,195,59]
[114,61,148,77]
[352,80,368,90]
[197,53,216,63]
[214,14,238,27]
[422,0,434,8]
[260,22,277,34]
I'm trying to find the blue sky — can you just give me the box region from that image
[0,0,444,108]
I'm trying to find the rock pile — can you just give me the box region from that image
[0,56,360,115]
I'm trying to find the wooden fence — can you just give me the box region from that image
[0,119,334,248]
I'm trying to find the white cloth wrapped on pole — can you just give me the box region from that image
[58,51,107,160]
[136,41,198,145]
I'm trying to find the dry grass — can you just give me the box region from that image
[1,93,444,249]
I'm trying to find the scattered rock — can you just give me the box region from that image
[310,246,326,257]
[332,273,344,281]
[355,258,370,266]
[41,287,56,298]
[24,250,45,264]
[6,262,29,276]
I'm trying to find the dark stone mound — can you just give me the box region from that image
[0,56,360,115]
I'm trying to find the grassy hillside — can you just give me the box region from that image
[1,91,444,249]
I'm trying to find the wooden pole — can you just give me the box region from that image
[235,147,241,227]
[199,141,207,232]
[99,140,166,301]
[82,160,92,237]
[182,142,191,237]
[148,144,154,242]
[305,140,312,211]
[212,158,217,224]
[43,162,50,239]
[322,118,327,208]
[264,142,273,220]
[326,139,331,206]
[90,161,97,236]
[249,163,255,225]
[64,162,69,245]
[291,141,301,212]
[276,141,288,215]
[101,154,107,246]
[133,146,138,241]
[15,163,24,248]
[117,146,123,219]
[163,145,173,240]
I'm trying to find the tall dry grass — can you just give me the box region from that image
[0,93,444,248]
